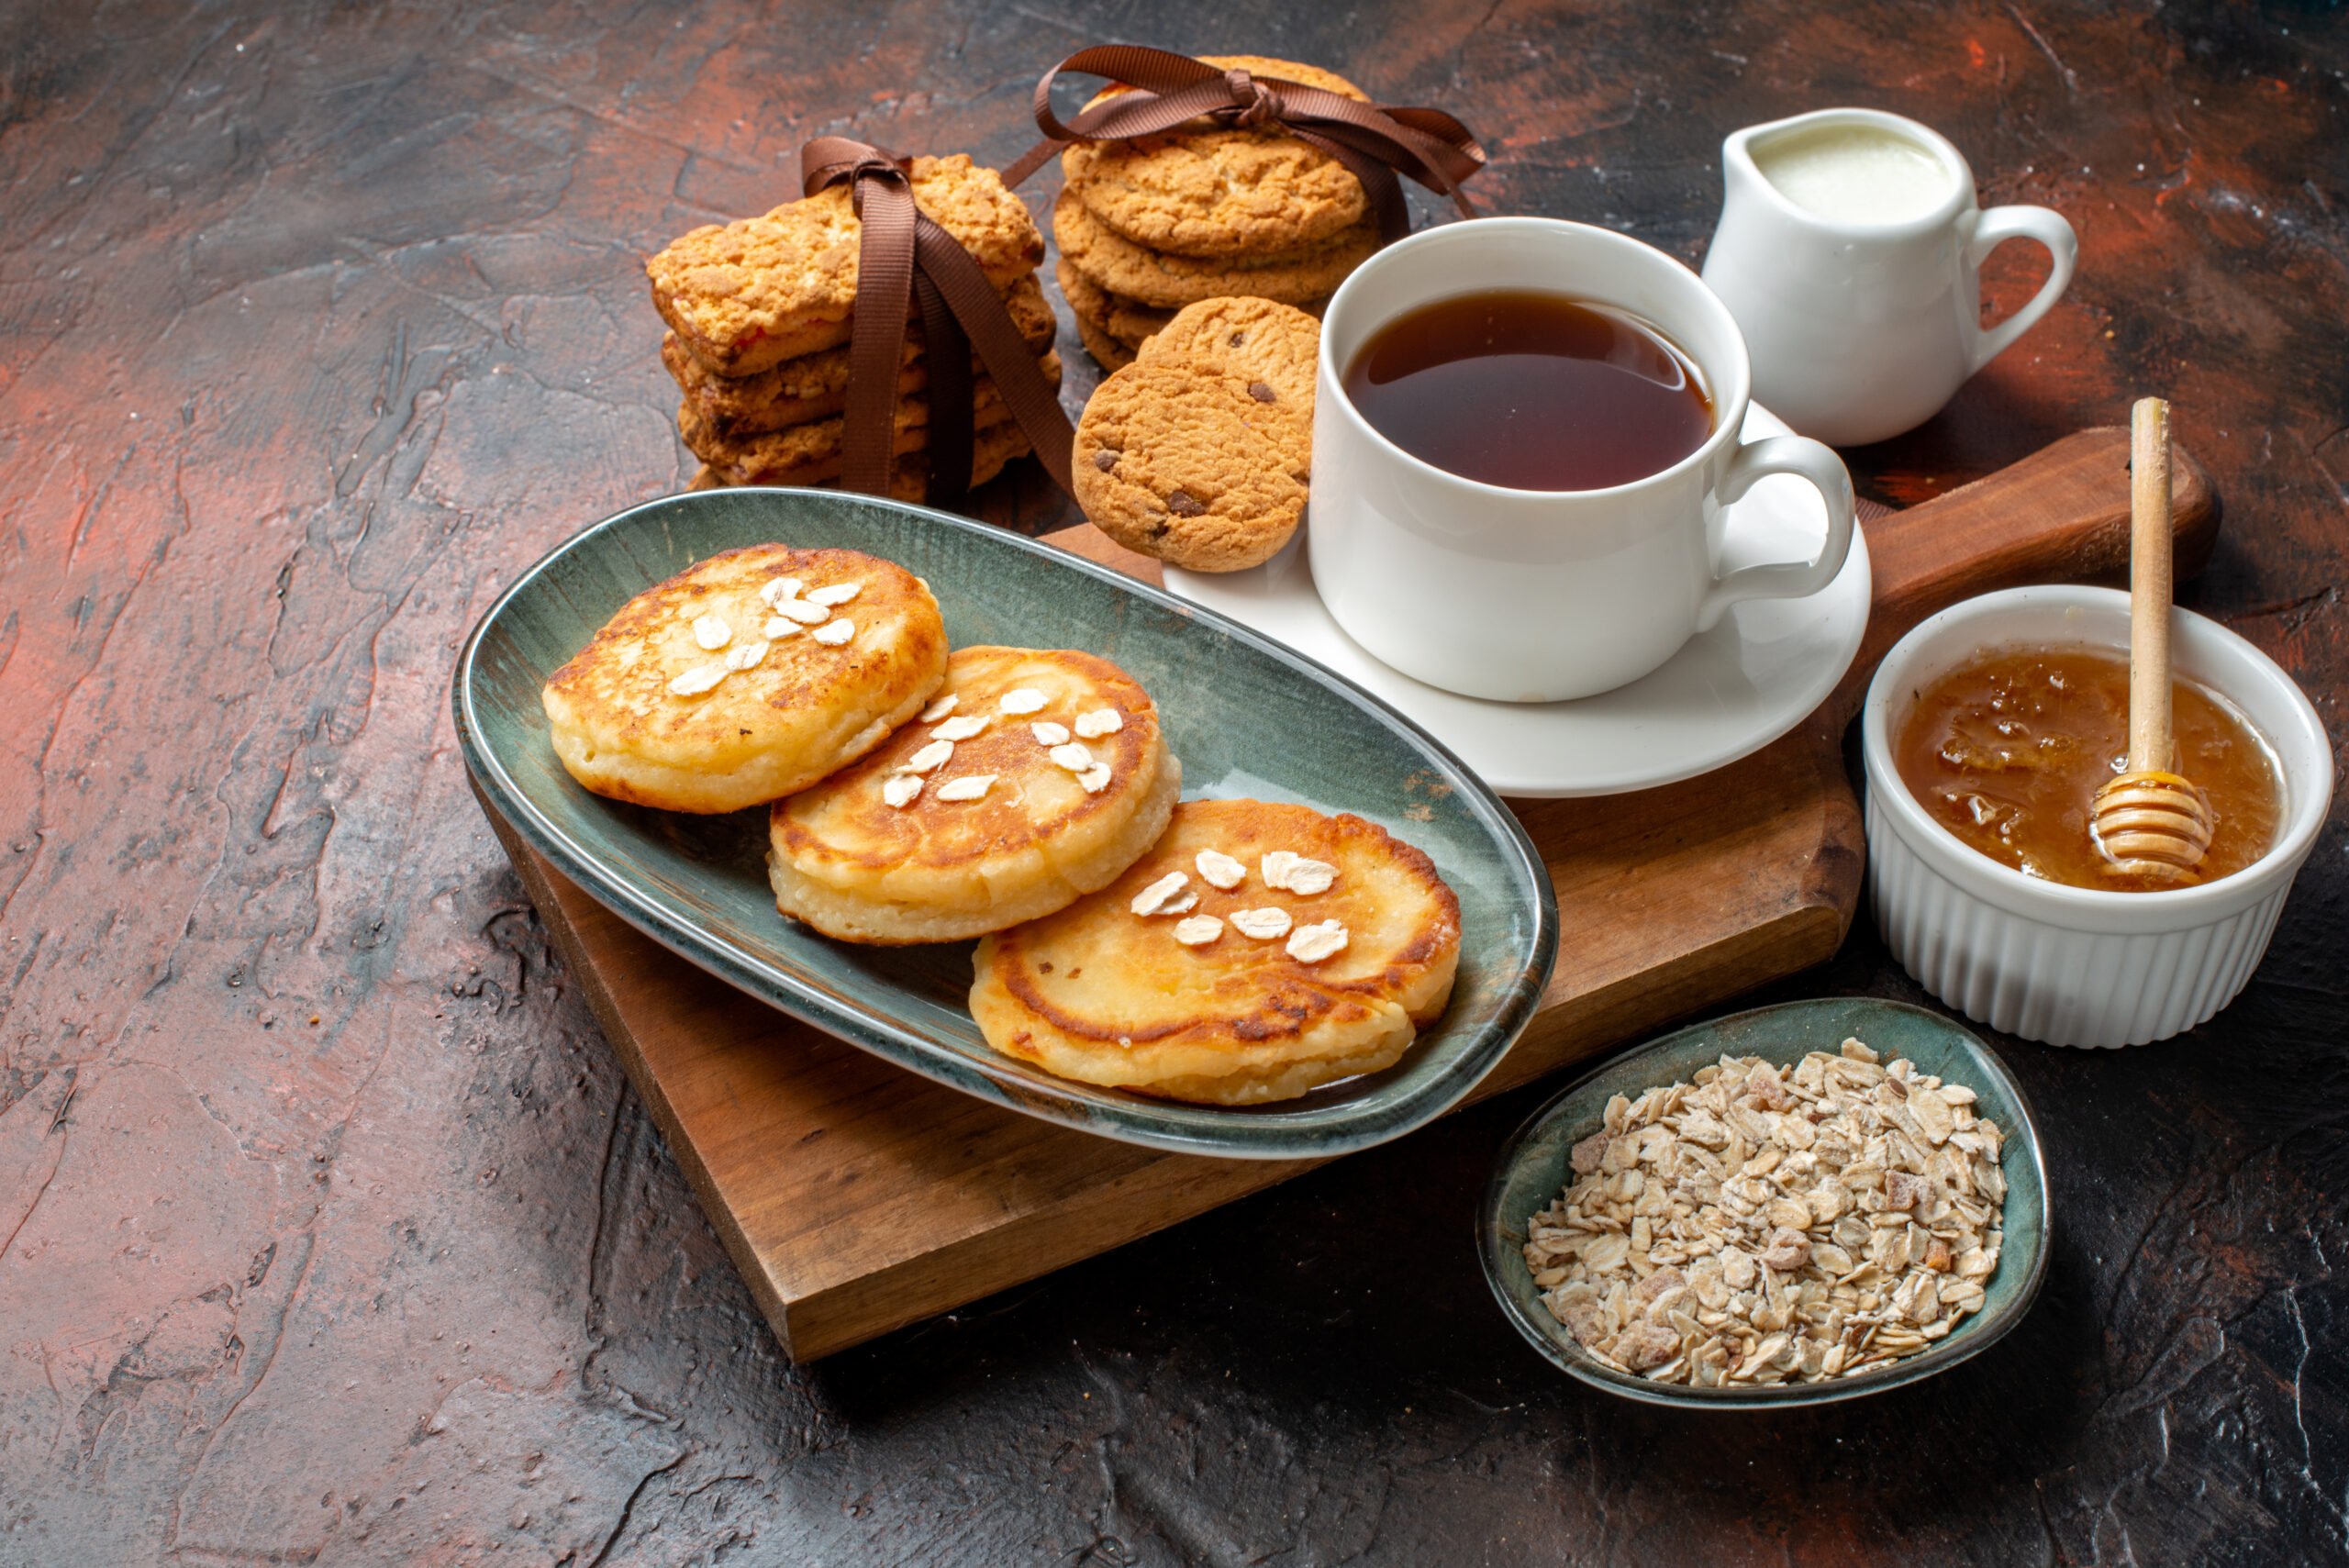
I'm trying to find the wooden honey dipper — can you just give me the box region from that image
[2090,397,2215,880]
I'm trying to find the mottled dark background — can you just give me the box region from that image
[2,1,2344,1562]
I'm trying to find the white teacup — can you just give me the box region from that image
[1310,217,1857,704]
[1701,107,2077,448]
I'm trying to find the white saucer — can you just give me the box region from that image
[1161,405,1873,798]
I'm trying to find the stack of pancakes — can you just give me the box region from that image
[1052,56,1380,369]
[647,154,1061,495]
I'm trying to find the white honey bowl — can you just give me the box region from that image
[1862,585,2332,1049]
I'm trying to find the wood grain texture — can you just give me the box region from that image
[486,427,2213,1364]
[0,0,2342,1562]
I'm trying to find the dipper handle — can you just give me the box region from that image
[2092,398,2212,880]
[2127,398,2174,775]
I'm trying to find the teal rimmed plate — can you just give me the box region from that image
[1479,997,2048,1407]
[454,488,1556,1160]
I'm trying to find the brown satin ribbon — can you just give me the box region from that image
[1000,46,1487,243]
[801,137,1074,507]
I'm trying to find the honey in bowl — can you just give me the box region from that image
[1896,646,2283,891]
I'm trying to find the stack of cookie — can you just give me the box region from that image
[1052,56,1380,370]
[647,153,1060,496]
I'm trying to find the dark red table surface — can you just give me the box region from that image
[2,2,2343,1562]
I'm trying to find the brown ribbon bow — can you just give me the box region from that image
[801,137,1074,507]
[999,46,1487,243]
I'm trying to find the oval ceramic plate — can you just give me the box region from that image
[1161,406,1873,798]
[455,487,1557,1160]
[1479,997,2048,1408]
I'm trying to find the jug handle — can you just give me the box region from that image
[1966,206,2079,372]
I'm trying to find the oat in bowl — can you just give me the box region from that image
[1478,997,2048,1408]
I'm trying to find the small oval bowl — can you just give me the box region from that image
[1863,585,2333,1048]
[1479,997,2048,1409]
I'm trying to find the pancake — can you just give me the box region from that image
[970,799,1462,1105]
[767,646,1181,943]
[541,544,948,814]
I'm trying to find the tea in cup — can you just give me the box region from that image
[1338,290,1716,492]
[1309,217,1857,704]
[1700,108,2077,447]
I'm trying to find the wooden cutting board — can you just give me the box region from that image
[475,428,2214,1361]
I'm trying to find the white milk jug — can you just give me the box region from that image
[1700,108,2076,447]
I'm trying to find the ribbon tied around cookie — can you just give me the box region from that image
[1000,46,1487,244]
[801,136,1074,506]
[1223,68,1284,128]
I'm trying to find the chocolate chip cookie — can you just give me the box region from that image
[1133,295,1322,410]
[1073,298,1319,573]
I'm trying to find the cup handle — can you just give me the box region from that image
[1965,205,2079,372]
[1695,436,1857,632]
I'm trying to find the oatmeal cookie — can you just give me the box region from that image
[664,272,1056,439]
[1062,56,1373,259]
[678,351,1060,486]
[887,420,1031,498]
[1053,185,1375,309]
[648,154,1044,377]
[685,422,1032,499]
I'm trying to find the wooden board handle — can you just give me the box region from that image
[1825,426,2217,728]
